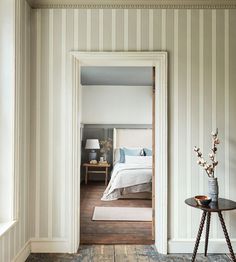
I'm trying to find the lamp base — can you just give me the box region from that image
[89,151,97,161]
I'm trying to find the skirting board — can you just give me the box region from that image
[30,239,70,253]
[168,239,236,253]
[13,241,31,262]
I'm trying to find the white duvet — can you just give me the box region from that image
[101,162,152,201]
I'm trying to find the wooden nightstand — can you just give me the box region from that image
[83,163,111,186]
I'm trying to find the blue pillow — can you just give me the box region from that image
[123,148,142,156]
[119,148,125,163]
[119,148,142,163]
[144,148,152,156]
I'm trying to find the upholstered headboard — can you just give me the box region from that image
[113,128,152,149]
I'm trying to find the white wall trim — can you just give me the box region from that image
[70,51,168,254]
[30,239,70,253]
[168,239,236,254]
[12,239,71,260]
[27,0,236,9]
[12,240,31,262]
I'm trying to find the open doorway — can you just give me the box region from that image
[79,66,155,244]
[70,52,168,254]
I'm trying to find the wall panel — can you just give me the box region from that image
[30,7,236,251]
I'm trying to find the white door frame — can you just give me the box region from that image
[70,51,168,254]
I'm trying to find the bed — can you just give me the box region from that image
[101,128,152,201]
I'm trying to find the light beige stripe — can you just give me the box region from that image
[74,10,79,50]
[48,9,54,239]
[2,236,5,261]
[137,9,141,51]
[149,9,153,51]
[161,9,166,50]
[99,9,103,51]
[18,0,22,246]
[186,9,192,238]
[23,0,28,244]
[86,9,91,51]
[199,10,204,195]
[60,9,66,239]
[111,9,116,51]
[211,10,218,239]
[13,225,16,257]
[174,9,179,239]
[212,10,217,134]
[224,9,230,231]
[124,9,128,51]
[35,9,41,238]
[2,238,5,261]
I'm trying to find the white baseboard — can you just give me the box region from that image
[168,239,236,253]
[13,240,31,262]
[30,239,70,253]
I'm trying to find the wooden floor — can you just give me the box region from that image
[27,245,232,261]
[80,181,154,244]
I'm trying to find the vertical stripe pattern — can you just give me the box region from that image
[161,10,166,50]
[173,9,179,239]
[124,9,128,51]
[60,9,66,239]
[2,8,235,259]
[186,9,192,238]
[199,10,204,195]
[35,9,41,238]
[136,10,141,51]
[149,10,153,51]
[111,9,116,51]
[48,9,54,239]
[86,10,91,51]
[224,9,230,232]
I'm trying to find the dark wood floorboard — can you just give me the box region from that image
[80,181,154,244]
[27,245,232,261]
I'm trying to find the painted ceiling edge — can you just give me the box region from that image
[26,0,236,9]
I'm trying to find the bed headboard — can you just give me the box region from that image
[113,128,152,149]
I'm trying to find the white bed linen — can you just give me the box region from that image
[125,156,152,165]
[101,162,152,201]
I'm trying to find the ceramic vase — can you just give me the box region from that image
[208,177,219,202]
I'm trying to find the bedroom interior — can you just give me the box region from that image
[1,0,236,261]
[79,66,155,244]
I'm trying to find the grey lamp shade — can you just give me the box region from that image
[85,139,100,150]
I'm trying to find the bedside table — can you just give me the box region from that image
[83,163,111,186]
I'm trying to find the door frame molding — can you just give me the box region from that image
[70,51,168,254]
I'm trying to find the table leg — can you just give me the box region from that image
[105,167,108,186]
[218,212,236,262]
[204,212,211,256]
[85,166,88,184]
[191,211,207,262]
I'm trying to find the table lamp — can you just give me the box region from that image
[85,139,100,161]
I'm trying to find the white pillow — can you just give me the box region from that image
[113,147,144,164]
[113,148,120,165]
[125,155,152,165]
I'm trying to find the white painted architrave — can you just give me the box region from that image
[70,52,168,254]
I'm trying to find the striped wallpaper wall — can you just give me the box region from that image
[30,8,236,249]
[0,0,31,261]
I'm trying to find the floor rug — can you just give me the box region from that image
[92,207,152,221]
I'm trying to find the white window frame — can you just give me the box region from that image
[0,0,19,235]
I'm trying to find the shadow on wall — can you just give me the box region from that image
[81,126,113,182]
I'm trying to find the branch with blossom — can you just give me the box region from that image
[193,129,220,178]
[100,138,113,155]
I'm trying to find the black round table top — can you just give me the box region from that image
[185,198,236,212]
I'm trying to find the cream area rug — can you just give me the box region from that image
[92,207,152,221]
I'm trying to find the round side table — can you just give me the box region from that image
[185,198,236,262]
